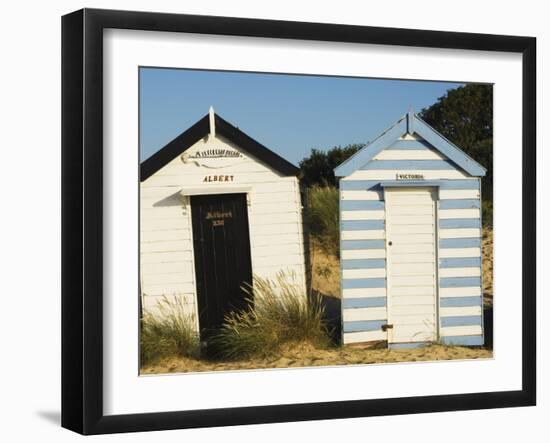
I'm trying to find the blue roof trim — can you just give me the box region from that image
[334,112,487,178]
[334,117,407,177]
[412,116,486,177]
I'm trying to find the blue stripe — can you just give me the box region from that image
[438,179,480,190]
[439,218,481,229]
[440,257,481,268]
[440,238,481,249]
[341,220,385,231]
[343,320,386,333]
[342,278,386,289]
[341,240,386,250]
[340,179,479,190]
[440,277,481,288]
[341,200,385,211]
[389,342,430,349]
[361,160,456,170]
[343,297,386,308]
[439,199,480,209]
[386,139,433,150]
[342,259,386,269]
[340,180,382,191]
[440,296,482,307]
[440,335,484,346]
[441,316,482,327]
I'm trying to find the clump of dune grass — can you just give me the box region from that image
[208,272,330,360]
[305,185,339,256]
[140,295,200,367]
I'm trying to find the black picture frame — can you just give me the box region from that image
[61,8,536,435]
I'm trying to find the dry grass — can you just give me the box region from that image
[310,238,341,299]
[141,342,492,374]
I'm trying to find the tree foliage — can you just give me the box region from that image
[420,84,493,200]
[299,144,364,187]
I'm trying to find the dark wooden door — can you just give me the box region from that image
[191,193,253,338]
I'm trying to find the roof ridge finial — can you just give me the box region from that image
[209,106,216,138]
[406,107,415,135]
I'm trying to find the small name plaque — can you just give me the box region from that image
[396,173,424,180]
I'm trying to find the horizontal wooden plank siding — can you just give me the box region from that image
[340,136,483,346]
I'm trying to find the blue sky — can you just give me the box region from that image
[140,68,464,165]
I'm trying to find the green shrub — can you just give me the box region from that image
[306,185,339,255]
[140,295,200,366]
[208,272,330,360]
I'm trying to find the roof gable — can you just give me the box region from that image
[140,112,299,181]
[334,112,487,177]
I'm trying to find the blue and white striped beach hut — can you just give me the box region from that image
[334,112,487,348]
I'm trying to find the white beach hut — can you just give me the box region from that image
[335,112,486,348]
[140,108,308,337]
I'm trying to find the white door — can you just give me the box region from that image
[385,187,438,344]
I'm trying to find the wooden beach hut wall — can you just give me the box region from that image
[334,112,486,348]
[140,108,308,337]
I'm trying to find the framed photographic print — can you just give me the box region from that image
[61,8,536,435]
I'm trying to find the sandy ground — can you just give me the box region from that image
[310,239,341,298]
[141,342,492,374]
[482,227,493,307]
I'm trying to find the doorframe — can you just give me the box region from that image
[187,191,254,336]
[382,185,441,345]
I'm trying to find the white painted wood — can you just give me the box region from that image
[439,208,480,219]
[343,330,387,344]
[391,305,436,316]
[342,268,386,279]
[140,251,193,264]
[390,224,434,234]
[341,249,386,260]
[341,230,385,240]
[141,229,190,242]
[342,287,386,298]
[141,261,193,275]
[388,204,434,215]
[390,262,437,276]
[141,240,192,253]
[390,295,436,306]
[340,210,385,221]
[440,325,483,337]
[343,169,471,181]
[391,286,435,296]
[343,307,387,322]
[439,267,481,278]
[391,253,434,263]
[439,228,481,239]
[373,150,446,160]
[143,283,196,295]
[439,248,481,258]
[439,189,480,200]
[390,233,435,244]
[389,215,435,225]
[440,306,482,317]
[340,190,383,200]
[385,187,438,344]
[390,243,436,254]
[440,287,482,297]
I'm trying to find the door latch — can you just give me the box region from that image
[381,324,394,331]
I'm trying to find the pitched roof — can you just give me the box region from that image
[140,112,299,181]
[334,111,487,177]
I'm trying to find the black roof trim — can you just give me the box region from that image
[140,113,299,181]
